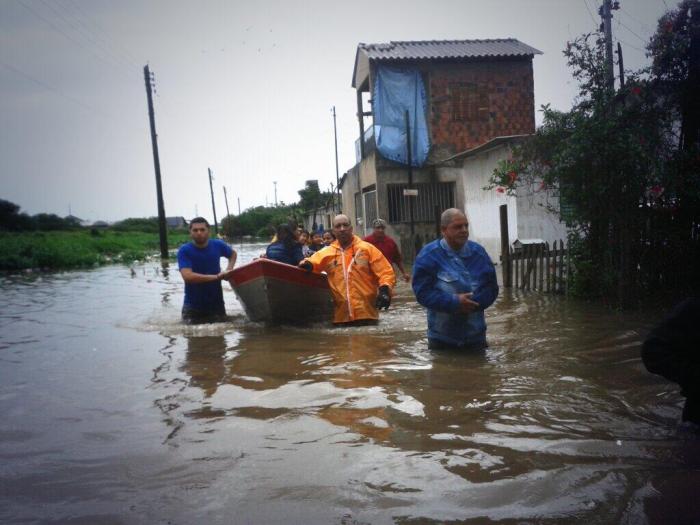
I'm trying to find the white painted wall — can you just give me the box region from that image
[453,143,568,263]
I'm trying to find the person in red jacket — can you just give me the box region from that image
[363,218,410,282]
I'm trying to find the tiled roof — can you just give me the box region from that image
[358,39,542,61]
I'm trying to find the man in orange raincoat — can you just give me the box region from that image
[300,214,396,325]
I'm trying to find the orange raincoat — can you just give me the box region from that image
[303,235,396,324]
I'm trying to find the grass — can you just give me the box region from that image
[0,230,191,271]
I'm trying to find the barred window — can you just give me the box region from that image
[451,82,489,122]
[387,182,455,223]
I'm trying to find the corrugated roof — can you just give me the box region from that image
[358,39,542,61]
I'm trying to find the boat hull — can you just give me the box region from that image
[228,258,333,323]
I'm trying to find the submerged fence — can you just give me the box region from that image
[502,240,569,293]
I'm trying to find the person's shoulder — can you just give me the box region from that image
[467,240,491,259]
[420,239,442,254]
[414,239,442,264]
[177,241,193,254]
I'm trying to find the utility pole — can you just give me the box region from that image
[332,106,341,212]
[273,181,278,207]
[143,64,168,260]
[599,0,619,91]
[237,197,241,215]
[617,42,625,89]
[404,110,415,237]
[223,186,231,218]
[208,168,218,235]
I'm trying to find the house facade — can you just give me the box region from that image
[340,39,565,262]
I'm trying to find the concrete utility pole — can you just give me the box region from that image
[332,106,341,212]
[143,64,168,259]
[223,186,231,218]
[273,181,278,207]
[599,0,619,90]
[208,168,218,235]
[237,197,241,215]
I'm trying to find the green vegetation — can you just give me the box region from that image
[489,1,700,307]
[0,230,190,271]
[220,180,337,238]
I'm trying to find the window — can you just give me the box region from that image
[387,182,455,223]
[450,82,489,122]
[354,192,363,226]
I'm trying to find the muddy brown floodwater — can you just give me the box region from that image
[1,242,699,524]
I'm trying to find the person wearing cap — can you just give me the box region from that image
[363,218,410,283]
[299,214,396,325]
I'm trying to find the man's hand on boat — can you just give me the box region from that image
[218,269,235,281]
[298,261,313,272]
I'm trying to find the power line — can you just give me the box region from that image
[0,59,113,119]
[583,0,599,27]
[618,19,650,45]
[58,0,142,69]
[37,0,136,72]
[17,0,138,83]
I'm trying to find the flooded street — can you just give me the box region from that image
[1,242,699,524]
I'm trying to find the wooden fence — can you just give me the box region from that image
[502,240,569,293]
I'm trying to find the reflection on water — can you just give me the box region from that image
[1,243,699,524]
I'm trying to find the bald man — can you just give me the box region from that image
[412,208,498,350]
[300,214,395,325]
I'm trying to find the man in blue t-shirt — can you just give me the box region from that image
[412,208,498,350]
[177,217,237,323]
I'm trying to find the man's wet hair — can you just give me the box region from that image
[189,217,210,229]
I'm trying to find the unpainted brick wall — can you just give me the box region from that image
[428,59,536,155]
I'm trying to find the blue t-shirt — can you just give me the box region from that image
[177,239,233,312]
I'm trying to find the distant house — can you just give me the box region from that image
[166,216,187,229]
[301,203,337,233]
[340,38,566,262]
[90,220,109,228]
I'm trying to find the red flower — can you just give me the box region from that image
[507,171,517,185]
[664,21,673,33]
[538,181,548,191]
[630,86,642,96]
[496,187,505,194]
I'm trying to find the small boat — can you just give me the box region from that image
[228,258,333,323]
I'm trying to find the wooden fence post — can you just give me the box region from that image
[499,204,511,287]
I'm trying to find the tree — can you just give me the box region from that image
[489,10,699,307]
[0,199,34,231]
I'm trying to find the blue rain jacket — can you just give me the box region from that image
[412,239,498,347]
[265,241,304,266]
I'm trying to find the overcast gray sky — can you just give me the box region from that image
[0,0,670,222]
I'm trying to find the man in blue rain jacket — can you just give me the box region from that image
[412,208,498,350]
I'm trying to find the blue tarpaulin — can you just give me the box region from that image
[372,65,430,167]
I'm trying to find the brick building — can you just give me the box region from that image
[339,39,567,261]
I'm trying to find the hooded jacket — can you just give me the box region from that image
[303,235,395,324]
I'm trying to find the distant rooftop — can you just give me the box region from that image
[353,38,542,88]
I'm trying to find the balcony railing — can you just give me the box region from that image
[354,124,375,163]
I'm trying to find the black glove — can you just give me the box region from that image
[375,285,391,310]
[299,261,313,272]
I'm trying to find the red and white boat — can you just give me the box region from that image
[228,258,333,323]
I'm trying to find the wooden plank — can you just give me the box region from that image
[560,241,565,293]
[538,243,544,291]
[545,241,551,293]
[551,243,558,293]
